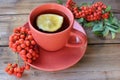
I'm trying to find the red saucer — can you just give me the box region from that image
[23,21,87,71]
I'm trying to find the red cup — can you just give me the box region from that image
[28,3,85,51]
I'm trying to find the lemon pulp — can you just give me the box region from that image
[36,14,64,32]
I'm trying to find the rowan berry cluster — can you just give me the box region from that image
[5,27,39,78]
[66,0,110,21]
[5,63,30,78]
[9,27,39,63]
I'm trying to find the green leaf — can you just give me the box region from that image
[92,22,103,32]
[112,17,118,23]
[107,13,113,23]
[94,31,103,36]
[106,25,118,32]
[105,22,118,29]
[102,27,109,37]
[111,31,116,39]
[105,5,111,12]
[110,12,114,17]
[117,28,120,33]
[112,17,120,27]
[77,18,84,23]
[84,22,95,27]
[104,19,109,22]
[56,0,63,4]
[80,3,88,6]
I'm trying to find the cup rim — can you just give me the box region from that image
[28,3,74,35]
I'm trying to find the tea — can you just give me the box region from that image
[32,9,70,33]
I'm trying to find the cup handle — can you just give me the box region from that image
[66,31,87,48]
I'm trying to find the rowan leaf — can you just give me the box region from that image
[84,22,95,27]
[105,5,111,12]
[106,25,118,32]
[102,27,109,37]
[77,18,84,23]
[111,31,116,39]
[57,0,63,4]
[92,22,103,32]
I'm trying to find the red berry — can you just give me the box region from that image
[13,63,18,68]
[5,67,9,72]
[21,27,26,33]
[20,67,25,72]
[20,50,26,55]
[20,34,25,39]
[7,63,12,66]
[21,55,27,61]
[17,46,22,51]
[21,44,26,48]
[19,39,24,44]
[26,53,32,59]
[12,43,17,48]
[13,71,17,76]
[27,59,32,63]
[25,64,30,70]
[32,57,37,60]
[25,40,30,46]
[102,5,107,9]
[27,35,33,40]
[16,73,22,78]
[16,67,21,72]
[7,70,13,75]
[9,68,14,73]
[28,31,31,34]
[97,7,102,11]
[15,41,20,45]
[31,40,36,45]
[31,52,36,57]
[14,67,17,72]
[29,49,33,53]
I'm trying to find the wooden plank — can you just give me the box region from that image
[0,0,120,15]
[1,44,120,80]
[0,14,120,45]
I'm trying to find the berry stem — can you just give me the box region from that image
[15,53,19,66]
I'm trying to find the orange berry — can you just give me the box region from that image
[7,70,13,75]
[27,35,33,40]
[21,44,26,48]
[16,67,21,72]
[31,40,36,45]
[5,67,9,72]
[17,46,22,51]
[16,73,22,78]
[25,40,30,46]
[25,64,30,70]
[20,50,26,55]
[26,53,32,59]
[20,34,25,39]
[27,59,32,63]
[19,39,24,44]
[13,63,18,68]
[29,49,33,53]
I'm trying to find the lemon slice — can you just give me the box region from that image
[36,14,63,32]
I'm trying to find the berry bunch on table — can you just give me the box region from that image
[5,27,39,78]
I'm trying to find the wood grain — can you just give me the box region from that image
[0,0,120,15]
[0,0,120,80]
[1,44,120,80]
[0,14,120,45]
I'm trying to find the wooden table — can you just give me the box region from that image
[0,0,120,80]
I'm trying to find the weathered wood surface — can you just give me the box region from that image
[1,14,120,45]
[0,0,120,80]
[1,44,120,80]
